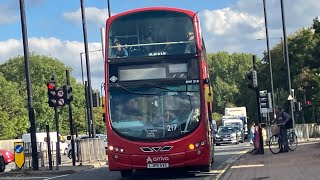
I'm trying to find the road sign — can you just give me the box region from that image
[14,142,25,169]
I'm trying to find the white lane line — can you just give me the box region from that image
[44,174,69,180]
[231,164,264,169]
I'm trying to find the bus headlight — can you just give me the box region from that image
[109,145,124,153]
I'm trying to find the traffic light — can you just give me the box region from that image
[247,70,258,90]
[63,85,73,105]
[307,100,311,105]
[56,87,65,106]
[47,80,57,107]
[259,90,269,109]
[92,92,100,107]
[297,102,302,111]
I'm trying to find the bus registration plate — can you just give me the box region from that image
[147,163,169,168]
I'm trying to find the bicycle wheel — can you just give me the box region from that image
[288,132,298,151]
[269,134,281,154]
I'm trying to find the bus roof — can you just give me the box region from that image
[106,7,196,24]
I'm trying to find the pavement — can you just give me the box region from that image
[0,160,106,179]
[219,140,320,180]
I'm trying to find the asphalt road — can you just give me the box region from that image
[1,142,250,180]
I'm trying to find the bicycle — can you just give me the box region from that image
[269,124,298,154]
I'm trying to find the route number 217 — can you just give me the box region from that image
[167,124,177,131]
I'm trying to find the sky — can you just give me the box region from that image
[0,0,319,91]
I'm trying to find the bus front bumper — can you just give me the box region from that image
[108,147,210,171]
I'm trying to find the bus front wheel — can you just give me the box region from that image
[199,163,211,172]
[121,170,133,177]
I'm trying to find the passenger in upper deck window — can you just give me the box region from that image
[141,25,155,53]
[110,40,128,58]
[185,31,196,53]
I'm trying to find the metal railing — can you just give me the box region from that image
[263,123,320,144]
[78,138,106,164]
[294,124,320,140]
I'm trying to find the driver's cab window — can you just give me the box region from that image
[108,10,196,58]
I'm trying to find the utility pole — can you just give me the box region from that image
[65,70,76,166]
[85,81,91,137]
[263,0,275,118]
[80,0,96,137]
[19,0,38,170]
[107,0,111,18]
[280,0,295,127]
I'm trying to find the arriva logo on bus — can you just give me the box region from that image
[146,156,170,163]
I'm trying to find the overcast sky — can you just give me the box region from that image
[0,0,319,90]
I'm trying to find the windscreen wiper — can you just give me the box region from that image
[143,83,197,94]
[115,84,156,95]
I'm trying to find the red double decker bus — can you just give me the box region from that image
[104,7,215,177]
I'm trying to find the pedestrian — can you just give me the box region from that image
[274,105,292,152]
[250,122,255,144]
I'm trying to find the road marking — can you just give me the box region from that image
[215,148,251,180]
[210,170,225,174]
[0,177,48,180]
[231,164,264,169]
[215,163,231,180]
[215,151,245,156]
[44,174,69,180]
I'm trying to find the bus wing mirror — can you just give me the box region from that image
[204,85,213,103]
[67,135,71,140]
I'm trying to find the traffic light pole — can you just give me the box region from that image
[54,106,61,169]
[19,0,38,170]
[280,0,295,127]
[66,70,76,166]
[253,55,264,154]
[85,81,91,137]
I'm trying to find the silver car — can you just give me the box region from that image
[215,126,239,146]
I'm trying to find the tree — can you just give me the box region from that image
[207,52,256,121]
[0,54,100,136]
[0,73,28,139]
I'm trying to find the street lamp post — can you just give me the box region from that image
[262,0,276,119]
[79,49,102,135]
[80,49,102,84]
[280,0,295,127]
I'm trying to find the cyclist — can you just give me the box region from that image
[274,106,292,153]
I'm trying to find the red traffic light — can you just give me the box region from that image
[307,100,311,105]
[48,83,55,90]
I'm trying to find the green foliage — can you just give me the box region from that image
[0,54,104,139]
[257,17,320,123]
[208,52,254,114]
[212,112,223,126]
[0,73,28,139]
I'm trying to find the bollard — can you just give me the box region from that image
[46,125,53,170]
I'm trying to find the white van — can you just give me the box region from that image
[22,132,69,155]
